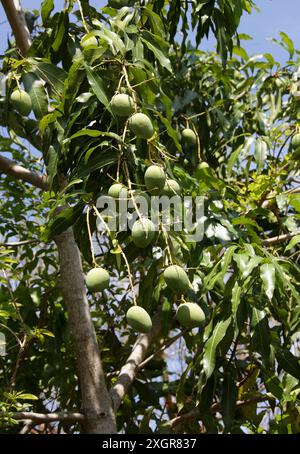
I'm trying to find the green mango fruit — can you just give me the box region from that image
[10,89,32,116]
[110,93,134,117]
[291,133,300,149]
[182,128,197,146]
[85,267,110,292]
[129,113,154,139]
[163,265,190,293]
[80,35,98,48]
[176,303,205,328]
[162,179,181,196]
[108,183,128,200]
[144,165,166,195]
[132,218,155,247]
[126,306,152,333]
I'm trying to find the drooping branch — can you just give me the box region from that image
[0,154,48,190]
[1,411,85,424]
[1,0,31,54]
[110,311,162,412]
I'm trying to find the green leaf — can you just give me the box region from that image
[263,370,283,400]
[29,60,67,93]
[231,281,241,327]
[43,204,84,241]
[23,72,49,119]
[201,317,232,380]
[76,152,117,178]
[51,12,69,53]
[251,308,271,367]
[274,344,300,380]
[141,32,172,73]
[285,234,300,252]
[204,246,237,290]
[176,361,193,412]
[279,32,294,59]
[233,253,262,279]
[46,145,58,187]
[221,370,238,432]
[17,393,38,400]
[260,263,275,300]
[85,65,111,112]
[254,137,268,172]
[65,128,122,143]
[41,0,54,24]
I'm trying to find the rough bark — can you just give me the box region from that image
[55,228,116,433]
[1,0,31,55]
[110,312,162,412]
[0,154,48,190]
[1,411,85,423]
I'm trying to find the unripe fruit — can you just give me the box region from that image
[85,267,110,292]
[144,165,166,195]
[291,133,300,149]
[162,179,181,196]
[129,113,154,139]
[110,93,134,117]
[10,89,32,116]
[176,303,205,328]
[81,35,98,48]
[182,128,197,146]
[197,162,209,170]
[163,265,190,293]
[132,218,155,248]
[108,183,128,200]
[126,306,152,333]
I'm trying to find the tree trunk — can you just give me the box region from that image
[55,228,116,433]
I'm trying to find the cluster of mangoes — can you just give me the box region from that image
[85,262,205,334]
[83,90,205,334]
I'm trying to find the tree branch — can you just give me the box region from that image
[0,154,48,190]
[0,239,38,247]
[262,232,297,246]
[1,411,85,423]
[168,396,270,429]
[110,311,162,412]
[1,0,31,54]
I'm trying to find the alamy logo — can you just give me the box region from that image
[95,194,205,242]
[0,332,6,357]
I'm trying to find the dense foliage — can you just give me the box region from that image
[0,0,300,434]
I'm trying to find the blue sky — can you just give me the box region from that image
[0,0,299,61]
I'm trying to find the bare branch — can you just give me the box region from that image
[1,411,85,423]
[110,311,162,412]
[1,0,31,55]
[0,154,48,190]
[262,232,297,246]
[0,239,38,247]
